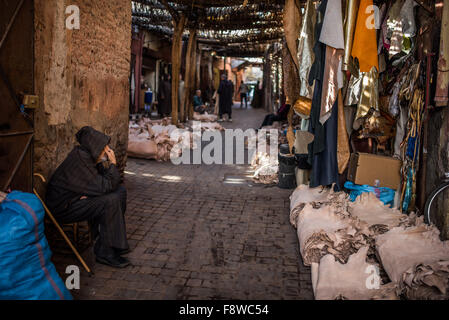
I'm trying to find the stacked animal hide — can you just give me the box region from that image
[128,117,225,161]
[348,192,405,236]
[376,222,449,300]
[194,122,224,132]
[289,185,349,227]
[251,152,278,185]
[127,135,158,160]
[128,118,188,162]
[296,203,367,266]
[290,185,449,300]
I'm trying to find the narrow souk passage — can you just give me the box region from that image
[53,104,314,300]
[2,0,449,303]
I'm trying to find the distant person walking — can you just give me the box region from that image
[157,74,172,118]
[251,80,263,109]
[179,74,185,115]
[239,81,249,108]
[217,74,234,122]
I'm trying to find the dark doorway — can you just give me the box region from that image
[0,0,35,192]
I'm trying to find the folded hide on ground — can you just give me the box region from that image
[313,246,398,300]
[290,185,449,300]
[376,222,449,299]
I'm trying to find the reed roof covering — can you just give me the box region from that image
[132,0,297,57]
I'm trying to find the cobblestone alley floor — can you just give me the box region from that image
[53,104,313,300]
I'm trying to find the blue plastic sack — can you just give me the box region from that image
[0,191,72,300]
[344,181,396,207]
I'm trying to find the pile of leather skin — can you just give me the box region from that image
[251,152,279,185]
[312,247,398,300]
[193,121,224,132]
[290,184,449,300]
[376,220,449,300]
[128,118,188,161]
[128,117,224,161]
[192,112,218,122]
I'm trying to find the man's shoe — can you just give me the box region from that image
[96,255,131,268]
[218,118,224,122]
[228,118,233,122]
[115,247,132,255]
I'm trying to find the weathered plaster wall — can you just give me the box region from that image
[34,0,131,178]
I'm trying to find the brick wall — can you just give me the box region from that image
[34,0,131,178]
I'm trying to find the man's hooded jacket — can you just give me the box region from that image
[46,126,121,215]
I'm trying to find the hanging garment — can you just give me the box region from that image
[308,0,341,189]
[310,96,340,189]
[377,3,389,54]
[301,118,310,131]
[283,41,302,104]
[308,0,327,88]
[351,0,379,72]
[353,66,380,130]
[308,0,328,158]
[320,46,344,124]
[400,0,419,38]
[344,71,364,106]
[387,0,405,58]
[318,0,345,125]
[380,4,391,52]
[344,105,357,136]
[297,0,316,99]
[283,0,302,72]
[378,52,387,73]
[394,101,409,158]
[337,90,350,174]
[343,0,360,73]
[389,77,406,118]
[319,0,345,50]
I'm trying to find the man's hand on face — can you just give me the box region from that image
[97,149,107,164]
[105,145,117,165]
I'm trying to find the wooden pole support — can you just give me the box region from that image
[33,188,93,276]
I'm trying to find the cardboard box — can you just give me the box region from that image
[347,153,402,190]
